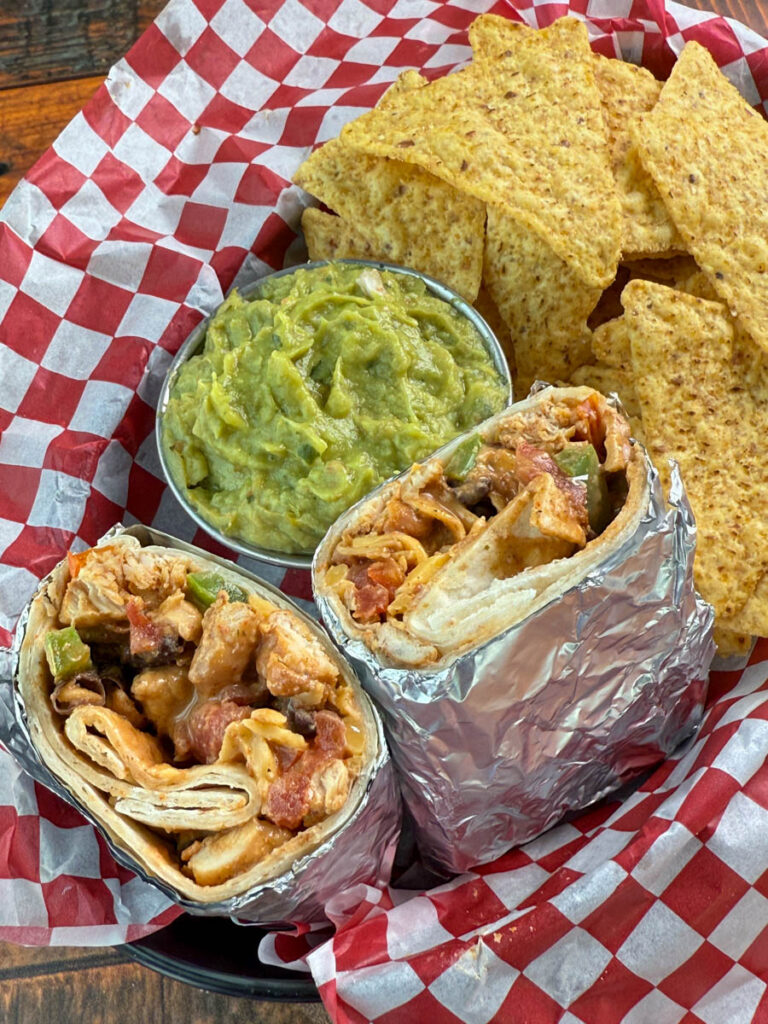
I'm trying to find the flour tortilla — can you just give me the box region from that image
[17,536,378,904]
[315,386,648,669]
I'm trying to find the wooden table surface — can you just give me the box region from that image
[0,0,765,1020]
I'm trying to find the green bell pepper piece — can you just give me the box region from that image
[554,443,611,534]
[44,627,92,681]
[187,571,249,609]
[444,434,483,482]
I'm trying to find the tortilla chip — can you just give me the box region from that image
[302,208,376,261]
[632,41,768,355]
[592,55,683,258]
[380,69,428,102]
[342,17,620,289]
[296,141,485,301]
[483,203,599,393]
[294,71,484,302]
[713,627,754,659]
[472,284,516,384]
[589,257,711,334]
[468,16,678,260]
[623,278,768,634]
[590,316,631,369]
[676,268,719,302]
[468,12,531,54]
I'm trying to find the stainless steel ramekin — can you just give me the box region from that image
[156,259,513,570]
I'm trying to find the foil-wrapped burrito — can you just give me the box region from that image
[314,385,715,873]
[9,526,400,922]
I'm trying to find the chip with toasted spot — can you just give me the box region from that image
[342,17,620,290]
[632,41,768,355]
[712,627,754,659]
[295,140,485,301]
[592,55,683,258]
[623,278,768,634]
[483,203,599,393]
[591,316,631,369]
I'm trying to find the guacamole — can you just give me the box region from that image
[161,263,508,554]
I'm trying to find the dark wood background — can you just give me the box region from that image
[0,0,765,1020]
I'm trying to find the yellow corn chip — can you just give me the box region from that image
[294,71,484,302]
[342,17,620,289]
[295,142,485,301]
[591,316,631,368]
[483,203,599,393]
[712,627,754,659]
[380,69,428,102]
[593,55,683,258]
[468,12,531,54]
[467,16,678,260]
[676,268,719,302]
[623,278,768,634]
[301,207,375,261]
[632,41,768,355]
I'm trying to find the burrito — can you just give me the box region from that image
[314,386,713,872]
[317,385,643,667]
[17,533,384,905]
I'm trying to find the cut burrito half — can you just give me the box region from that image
[316,386,646,668]
[17,534,380,904]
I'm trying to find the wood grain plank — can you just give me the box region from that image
[0,0,167,90]
[0,941,129,975]
[0,75,103,205]
[0,959,330,1024]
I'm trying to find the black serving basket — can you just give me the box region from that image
[125,914,320,1001]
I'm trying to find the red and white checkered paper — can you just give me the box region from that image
[2,0,768,1017]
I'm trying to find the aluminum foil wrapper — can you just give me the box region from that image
[314,441,715,876]
[0,524,401,925]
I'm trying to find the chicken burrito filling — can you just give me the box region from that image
[34,538,366,891]
[321,388,639,664]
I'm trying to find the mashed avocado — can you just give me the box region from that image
[161,263,508,554]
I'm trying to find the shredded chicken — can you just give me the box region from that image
[331,390,631,625]
[188,594,261,698]
[256,611,339,706]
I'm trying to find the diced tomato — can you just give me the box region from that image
[264,711,345,829]
[353,582,390,623]
[184,699,252,764]
[67,549,91,579]
[367,557,405,594]
[515,441,561,485]
[383,499,433,539]
[314,710,346,756]
[126,599,164,656]
[345,559,403,623]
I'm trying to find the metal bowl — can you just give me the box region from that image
[156,259,513,570]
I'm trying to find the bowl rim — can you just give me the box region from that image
[155,257,514,570]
